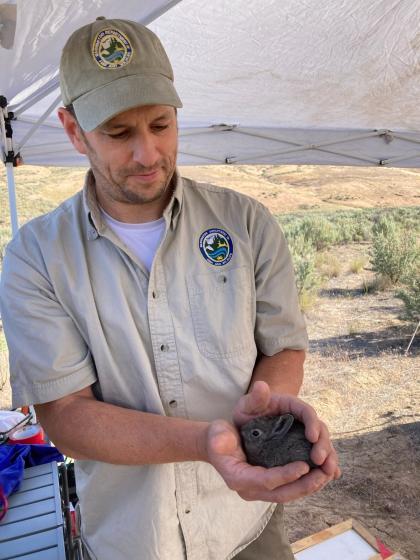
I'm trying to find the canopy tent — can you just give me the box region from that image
[1,0,420,234]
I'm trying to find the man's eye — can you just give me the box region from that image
[152,124,169,132]
[107,131,128,139]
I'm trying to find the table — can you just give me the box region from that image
[0,461,66,559]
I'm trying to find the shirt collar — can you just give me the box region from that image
[164,169,183,230]
[82,168,184,240]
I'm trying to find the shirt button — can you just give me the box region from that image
[217,274,227,284]
[169,400,177,408]
[152,291,157,299]
[160,344,169,352]
[185,509,191,514]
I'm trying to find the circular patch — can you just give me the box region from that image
[199,229,233,266]
[92,28,133,69]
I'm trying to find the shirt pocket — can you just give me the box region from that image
[187,265,254,359]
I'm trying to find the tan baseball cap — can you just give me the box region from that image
[59,17,182,131]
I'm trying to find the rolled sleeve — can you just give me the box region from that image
[253,206,308,355]
[0,242,97,408]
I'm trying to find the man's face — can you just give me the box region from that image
[63,104,178,220]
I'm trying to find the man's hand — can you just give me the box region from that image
[205,381,340,503]
[235,380,341,479]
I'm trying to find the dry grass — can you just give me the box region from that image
[349,257,367,274]
[363,274,395,294]
[315,252,341,279]
[298,290,318,313]
[302,349,418,434]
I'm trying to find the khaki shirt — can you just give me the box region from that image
[1,170,308,560]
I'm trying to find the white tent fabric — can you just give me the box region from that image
[1,0,420,169]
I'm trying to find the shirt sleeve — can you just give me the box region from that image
[252,204,308,355]
[0,235,97,408]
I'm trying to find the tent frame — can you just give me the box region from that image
[179,126,403,166]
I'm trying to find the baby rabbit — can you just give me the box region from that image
[240,413,316,469]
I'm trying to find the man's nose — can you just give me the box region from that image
[131,133,160,168]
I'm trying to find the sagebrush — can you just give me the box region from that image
[370,216,418,285]
[396,267,420,322]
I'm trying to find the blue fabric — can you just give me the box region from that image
[0,444,64,497]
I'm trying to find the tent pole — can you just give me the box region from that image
[5,161,19,235]
[1,96,20,236]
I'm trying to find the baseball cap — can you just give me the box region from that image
[59,17,182,131]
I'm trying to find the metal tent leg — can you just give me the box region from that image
[5,161,18,235]
[1,96,19,237]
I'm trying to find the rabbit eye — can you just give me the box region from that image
[251,429,262,438]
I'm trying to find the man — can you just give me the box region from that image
[0,18,340,560]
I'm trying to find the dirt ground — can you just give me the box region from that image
[1,164,419,558]
[282,248,419,560]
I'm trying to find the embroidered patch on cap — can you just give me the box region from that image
[92,28,133,69]
[199,228,233,266]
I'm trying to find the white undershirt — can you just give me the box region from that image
[100,209,166,272]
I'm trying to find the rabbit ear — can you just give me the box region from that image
[271,414,294,439]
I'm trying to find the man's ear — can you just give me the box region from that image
[57,107,88,155]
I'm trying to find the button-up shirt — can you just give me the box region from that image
[1,170,308,560]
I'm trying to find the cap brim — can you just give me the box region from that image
[73,73,182,132]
